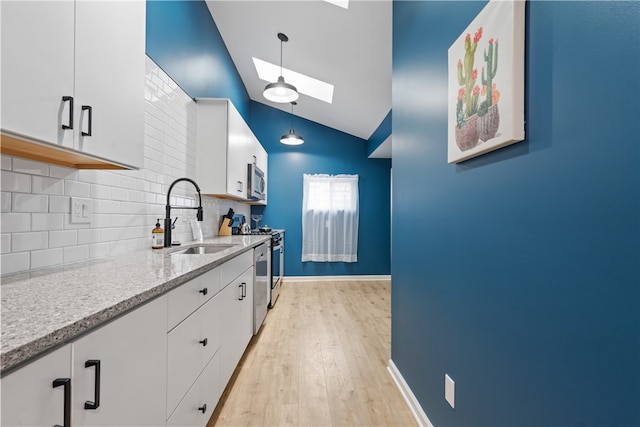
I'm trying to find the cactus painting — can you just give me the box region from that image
[447,0,525,163]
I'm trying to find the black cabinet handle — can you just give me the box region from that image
[199,287,208,296]
[198,403,207,414]
[84,359,101,410]
[52,378,71,427]
[242,282,247,298]
[199,338,208,346]
[238,283,243,300]
[81,105,92,137]
[62,96,73,130]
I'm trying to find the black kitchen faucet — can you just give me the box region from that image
[165,178,203,247]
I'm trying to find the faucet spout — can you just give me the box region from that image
[165,178,203,247]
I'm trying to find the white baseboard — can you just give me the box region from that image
[387,359,434,427]
[283,275,391,282]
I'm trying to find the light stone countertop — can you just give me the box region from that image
[0,234,271,374]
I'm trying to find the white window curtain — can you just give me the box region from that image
[302,174,359,262]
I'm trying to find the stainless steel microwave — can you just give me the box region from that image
[248,163,266,201]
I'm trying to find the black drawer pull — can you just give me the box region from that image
[242,282,247,298]
[199,338,208,346]
[52,378,71,427]
[81,105,92,137]
[199,287,208,296]
[198,403,207,414]
[84,359,101,410]
[62,96,73,130]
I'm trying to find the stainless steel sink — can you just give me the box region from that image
[171,244,236,255]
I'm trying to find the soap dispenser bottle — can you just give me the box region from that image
[152,219,164,249]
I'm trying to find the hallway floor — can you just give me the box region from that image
[208,279,417,426]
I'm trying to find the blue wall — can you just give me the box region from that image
[146,0,391,277]
[367,110,392,156]
[145,0,251,118]
[391,1,640,426]
[249,101,391,277]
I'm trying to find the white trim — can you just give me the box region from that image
[284,275,391,282]
[387,359,434,427]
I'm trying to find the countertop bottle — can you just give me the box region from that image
[152,219,164,249]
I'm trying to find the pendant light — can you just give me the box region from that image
[280,101,304,145]
[263,33,299,103]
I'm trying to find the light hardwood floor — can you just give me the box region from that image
[208,279,417,427]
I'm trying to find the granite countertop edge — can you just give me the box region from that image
[1,235,271,374]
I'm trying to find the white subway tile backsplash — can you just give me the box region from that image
[12,231,48,252]
[32,213,64,231]
[90,184,112,200]
[12,193,49,212]
[1,252,29,275]
[31,248,63,270]
[63,245,89,263]
[12,158,49,176]
[1,170,31,192]
[64,180,91,197]
[1,155,12,171]
[32,176,64,195]
[78,229,102,245]
[1,234,11,254]
[111,187,129,202]
[1,192,11,212]
[49,164,77,180]
[50,230,78,248]
[78,169,102,184]
[1,213,31,233]
[89,242,111,259]
[49,196,71,213]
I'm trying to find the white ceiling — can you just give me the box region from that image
[205,0,392,146]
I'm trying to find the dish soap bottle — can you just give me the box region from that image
[152,219,164,249]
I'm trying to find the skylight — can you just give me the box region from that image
[324,0,349,9]
[253,57,334,104]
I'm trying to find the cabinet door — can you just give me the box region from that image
[0,345,72,427]
[72,296,167,427]
[218,280,242,387]
[74,0,145,168]
[225,102,255,199]
[167,293,221,418]
[238,267,255,352]
[166,353,220,427]
[0,0,75,148]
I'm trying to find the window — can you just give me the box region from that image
[302,174,359,262]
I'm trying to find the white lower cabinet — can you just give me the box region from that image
[166,353,221,427]
[72,297,168,426]
[1,250,258,427]
[167,251,254,427]
[0,295,167,427]
[1,345,72,427]
[219,265,254,387]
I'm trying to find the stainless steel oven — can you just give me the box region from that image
[270,231,283,308]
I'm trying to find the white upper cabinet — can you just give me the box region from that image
[0,0,145,169]
[195,98,268,203]
[1,1,76,149]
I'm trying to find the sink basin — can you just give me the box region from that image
[171,244,236,255]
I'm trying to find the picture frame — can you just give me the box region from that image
[447,0,526,164]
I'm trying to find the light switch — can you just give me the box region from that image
[71,197,91,224]
[445,374,455,409]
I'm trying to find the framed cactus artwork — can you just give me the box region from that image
[447,0,525,164]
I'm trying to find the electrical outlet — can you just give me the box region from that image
[445,374,455,409]
[70,197,91,224]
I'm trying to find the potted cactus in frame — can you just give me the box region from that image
[478,38,501,141]
[454,27,483,151]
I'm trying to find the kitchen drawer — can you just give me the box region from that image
[166,352,220,427]
[167,292,221,417]
[167,267,220,331]
[221,250,253,286]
